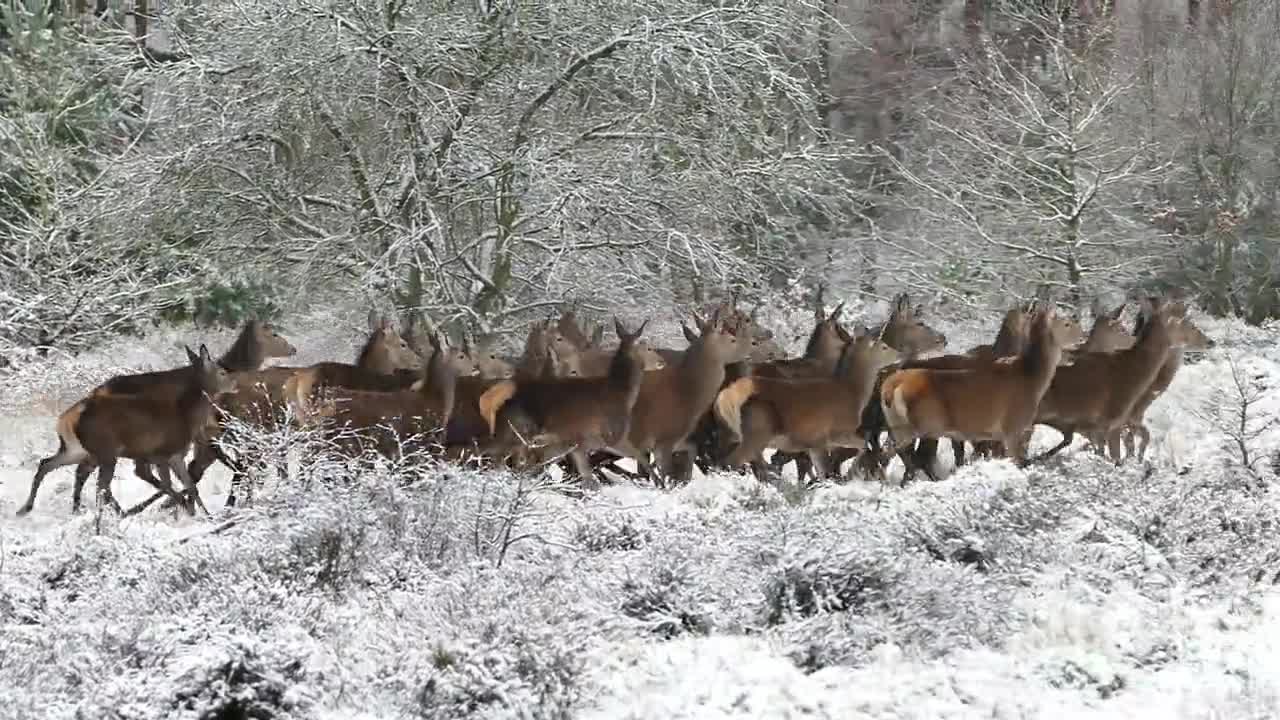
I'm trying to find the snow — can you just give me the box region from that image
[1,306,1279,719]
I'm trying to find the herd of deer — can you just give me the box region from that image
[13,288,1213,519]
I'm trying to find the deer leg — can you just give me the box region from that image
[95,458,122,516]
[17,438,90,517]
[1004,432,1031,468]
[653,445,678,488]
[168,454,207,516]
[1133,423,1151,461]
[1038,427,1075,460]
[952,439,966,468]
[128,463,186,516]
[806,450,831,487]
[1105,429,1124,467]
[71,460,96,514]
[569,449,600,492]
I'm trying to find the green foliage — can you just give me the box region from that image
[161,280,285,329]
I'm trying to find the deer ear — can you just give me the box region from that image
[184,345,200,365]
[613,316,626,340]
[635,319,648,338]
[198,344,214,364]
[681,321,698,343]
[829,301,845,322]
[380,314,393,332]
[367,309,380,331]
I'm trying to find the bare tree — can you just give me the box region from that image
[1192,351,1279,479]
[0,3,188,361]
[121,0,868,337]
[1146,0,1280,323]
[877,1,1169,307]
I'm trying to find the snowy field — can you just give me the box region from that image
[2,300,1280,719]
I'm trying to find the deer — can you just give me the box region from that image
[443,319,582,468]
[879,303,1077,482]
[457,332,516,380]
[1069,301,1138,455]
[715,329,901,484]
[189,310,427,507]
[878,303,1038,483]
[601,309,751,487]
[309,331,482,459]
[71,319,298,502]
[759,287,856,479]
[818,292,948,482]
[1100,301,1214,462]
[474,318,650,490]
[16,345,236,518]
[1033,296,1206,464]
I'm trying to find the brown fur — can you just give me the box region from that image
[477,318,651,489]
[1103,302,1214,462]
[312,334,480,458]
[880,304,1074,473]
[717,333,900,481]
[604,310,751,486]
[17,345,235,517]
[71,320,297,503]
[191,311,430,507]
[1035,298,1204,463]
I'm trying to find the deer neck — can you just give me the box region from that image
[680,341,730,401]
[990,321,1027,358]
[178,380,220,435]
[219,330,265,372]
[1119,318,1174,384]
[1018,322,1065,394]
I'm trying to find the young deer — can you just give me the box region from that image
[311,332,481,459]
[1102,301,1214,462]
[880,303,1075,478]
[1034,297,1203,463]
[605,310,750,487]
[17,345,236,517]
[476,318,650,489]
[716,330,901,484]
[78,319,297,500]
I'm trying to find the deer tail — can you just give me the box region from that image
[479,380,518,436]
[879,371,914,436]
[284,369,321,425]
[713,377,758,444]
[54,400,89,460]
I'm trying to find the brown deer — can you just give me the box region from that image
[17,345,236,517]
[191,310,427,506]
[1072,301,1137,455]
[464,332,516,380]
[443,319,585,468]
[884,303,1040,483]
[762,290,855,478]
[602,310,751,487]
[310,332,481,459]
[1068,300,1134,361]
[880,303,1076,479]
[1102,301,1214,462]
[715,330,901,484]
[75,319,297,498]
[872,293,949,360]
[476,318,650,489]
[1034,297,1205,464]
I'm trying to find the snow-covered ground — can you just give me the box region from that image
[2,302,1279,719]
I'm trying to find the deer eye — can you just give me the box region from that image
[490,353,497,360]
